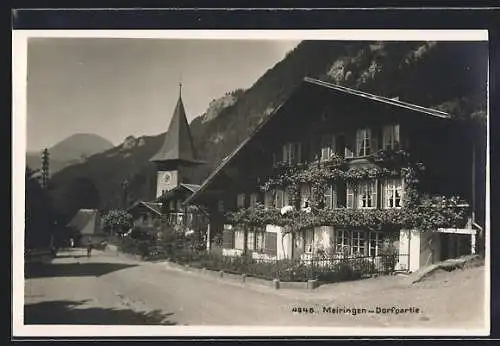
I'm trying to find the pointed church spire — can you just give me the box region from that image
[150,83,202,165]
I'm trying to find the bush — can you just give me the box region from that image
[315,260,360,283]
[350,257,377,276]
[115,236,397,283]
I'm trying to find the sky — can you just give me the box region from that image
[26,38,300,152]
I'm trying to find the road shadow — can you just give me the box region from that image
[24,299,177,325]
[52,254,89,259]
[25,262,138,279]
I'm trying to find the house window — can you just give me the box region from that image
[300,184,311,209]
[255,230,265,252]
[385,178,403,208]
[356,128,372,157]
[368,231,384,257]
[335,229,350,255]
[304,229,314,253]
[247,230,255,251]
[237,193,246,209]
[264,191,274,209]
[351,231,366,256]
[346,183,355,209]
[234,229,245,250]
[320,134,335,162]
[246,229,265,252]
[358,180,377,209]
[382,124,400,150]
[249,193,259,208]
[275,189,289,209]
[283,142,302,165]
[324,183,337,209]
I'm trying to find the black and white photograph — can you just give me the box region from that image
[12,29,490,337]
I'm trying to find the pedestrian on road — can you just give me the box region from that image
[87,238,93,258]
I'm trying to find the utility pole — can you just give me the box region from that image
[41,148,50,189]
[122,179,129,209]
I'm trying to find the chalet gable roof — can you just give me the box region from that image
[158,183,201,202]
[185,77,453,205]
[181,183,201,194]
[303,77,450,119]
[67,209,103,235]
[127,200,163,215]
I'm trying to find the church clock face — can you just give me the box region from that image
[164,172,172,183]
[156,170,178,198]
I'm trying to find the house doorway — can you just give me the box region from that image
[291,230,309,259]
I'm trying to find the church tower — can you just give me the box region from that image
[150,83,203,199]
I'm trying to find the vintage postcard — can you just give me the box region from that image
[12,28,490,337]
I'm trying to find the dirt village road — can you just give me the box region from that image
[23,249,486,333]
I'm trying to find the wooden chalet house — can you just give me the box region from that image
[186,77,485,272]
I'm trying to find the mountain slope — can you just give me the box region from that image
[49,40,488,214]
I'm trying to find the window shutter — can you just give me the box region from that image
[376,180,382,209]
[237,193,245,209]
[347,183,355,209]
[275,147,283,164]
[264,191,273,208]
[244,193,250,208]
[332,184,338,208]
[296,142,302,164]
[310,137,319,161]
[380,179,386,209]
[323,184,332,209]
[399,124,409,150]
[300,184,311,208]
[302,139,309,163]
[330,134,336,159]
[382,125,390,150]
[371,127,379,153]
[394,124,401,149]
[222,229,234,249]
[276,190,283,208]
[247,229,255,251]
[250,193,258,208]
[264,231,278,256]
[336,182,346,208]
[345,131,355,158]
[321,134,329,161]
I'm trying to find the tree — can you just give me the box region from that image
[121,179,130,208]
[57,177,100,221]
[25,166,56,249]
[101,209,133,236]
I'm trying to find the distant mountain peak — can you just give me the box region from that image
[26,133,115,174]
[49,133,114,161]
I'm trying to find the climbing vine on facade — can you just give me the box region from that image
[227,149,469,233]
